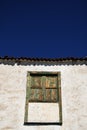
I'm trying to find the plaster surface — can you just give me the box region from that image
[0,64,87,130]
[28,103,59,122]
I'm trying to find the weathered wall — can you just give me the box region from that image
[0,64,87,130]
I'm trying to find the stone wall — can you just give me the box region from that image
[0,63,87,130]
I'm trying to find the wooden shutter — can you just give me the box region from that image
[24,72,62,125]
[29,74,58,102]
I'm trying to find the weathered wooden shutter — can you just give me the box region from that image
[29,74,58,102]
[24,72,62,125]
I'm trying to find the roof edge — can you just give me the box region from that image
[0,56,87,61]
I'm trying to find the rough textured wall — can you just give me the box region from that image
[0,64,87,130]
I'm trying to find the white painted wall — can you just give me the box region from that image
[0,63,87,130]
[28,103,59,122]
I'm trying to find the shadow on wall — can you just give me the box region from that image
[24,122,62,126]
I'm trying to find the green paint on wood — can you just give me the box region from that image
[24,73,31,122]
[24,71,62,124]
[58,72,62,124]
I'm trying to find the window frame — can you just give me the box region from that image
[24,71,62,125]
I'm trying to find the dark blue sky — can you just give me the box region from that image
[0,0,87,58]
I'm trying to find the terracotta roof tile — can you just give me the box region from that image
[0,56,87,61]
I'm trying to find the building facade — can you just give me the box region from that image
[0,57,87,130]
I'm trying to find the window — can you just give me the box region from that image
[24,72,62,125]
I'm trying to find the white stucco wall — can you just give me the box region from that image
[0,63,87,130]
